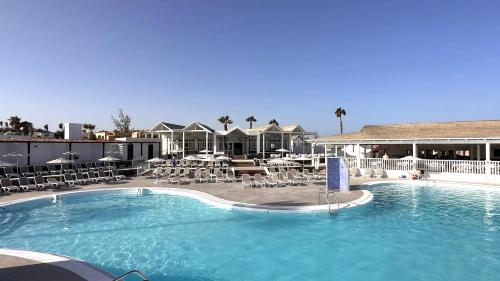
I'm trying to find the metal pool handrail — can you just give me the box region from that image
[113,269,149,281]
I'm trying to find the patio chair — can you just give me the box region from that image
[20,166,35,177]
[241,174,256,188]
[277,173,288,186]
[170,167,182,178]
[46,177,66,188]
[63,173,76,186]
[3,167,19,178]
[86,162,96,171]
[197,161,204,168]
[63,164,76,174]
[253,173,267,187]
[74,172,90,185]
[34,166,49,176]
[18,177,36,191]
[194,169,204,183]
[209,168,219,181]
[363,168,374,178]
[34,176,51,190]
[0,178,16,192]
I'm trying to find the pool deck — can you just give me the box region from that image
[0,176,380,206]
[0,176,382,281]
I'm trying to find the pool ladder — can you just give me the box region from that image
[317,191,341,215]
[113,269,149,281]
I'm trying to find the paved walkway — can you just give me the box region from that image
[0,255,87,281]
[0,176,380,206]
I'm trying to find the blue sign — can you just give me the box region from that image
[326,157,350,191]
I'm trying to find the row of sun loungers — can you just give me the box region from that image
[0,170,126,194]
[0,163,117,179]
[153,160,231,169]
[349,167,386,178]
[152,167,237,184]
[242,169,326,188]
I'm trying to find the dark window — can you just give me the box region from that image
[494,149,500,158]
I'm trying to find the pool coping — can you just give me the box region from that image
[0,187,374,213]
[0,248,116,281]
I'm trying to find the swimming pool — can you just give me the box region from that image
[1,182,500,281]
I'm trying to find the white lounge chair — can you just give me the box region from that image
[349,167,359,177]
[241,174,256,188]
[363,168,374,178]
[34,176,50,190]
[264,175,278,187]
[254,173,266,187]
[63,173,76,186]
[374,168,385,178]
[47,177,65,188]
[18,177,36,191]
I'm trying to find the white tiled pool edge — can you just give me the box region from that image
[0,249,115,281]
[0,187,373,213]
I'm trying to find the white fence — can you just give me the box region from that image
[342,157,500,184]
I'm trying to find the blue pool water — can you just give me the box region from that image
[1,183,500,281]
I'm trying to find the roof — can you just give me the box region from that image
[161,122,185,130]
[216,126,248,136]
[281,125,305,133]
[244,123,283,133]
[183,121,215,133]
[312,120,500,144]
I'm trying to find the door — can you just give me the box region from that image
[127,144,134,161]
[233,143,243,155]
[148,144,154,159]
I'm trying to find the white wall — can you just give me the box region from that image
[64,123,83,140]
[30,142,70,165]
[0,143,29,166]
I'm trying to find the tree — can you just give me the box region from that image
[268,119,279,126]
[0,121,3,129]
[217,115,233,131]
[83,123,96,140]
[335,107,346,134]
[54,123,64,139]
[44,124,49,132]
[246,116,257,129]
[8,116,21,131]
[19,121,33,136]
[111,109,131,133]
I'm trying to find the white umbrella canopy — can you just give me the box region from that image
[401,156,421,160]
[216,156,231,160]
[147,157,166,163]
[62,151,80,156]
[0,161,16,167]
[275,148,289,153]
[47,157,74,164]
[183,155,198,160]
[199,149,212,153]
[294,156,312,161]
[98,156,121,162]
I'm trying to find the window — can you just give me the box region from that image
[494,149,500,158]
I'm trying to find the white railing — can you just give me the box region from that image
[343,157,493,175]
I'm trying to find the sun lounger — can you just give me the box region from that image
[363,168,374,178]
[313,170,325,180]
[277,173,287,186]
[3,167,19,178]
[34,166,49,176]
[374,168,385,178]
[47,177,65,188]
[34,176,51,190]
[47,165,59,175]
[285,172,298,186]
[110,170,126,181]
[63,173,75,186]
[215,170,227,183]
[170,175,180,184]
[85,171,100,183]
[264,175,278,187]
[20,166,35,177]
[254,173,266,187]
[74,172,90,184]
[18,177,36,191]
[62,164,75,174]
[241,174,256,188]
[0,178,17,192]
[98,171,113,182]
[226,170,237,182]
[303,170,315,181]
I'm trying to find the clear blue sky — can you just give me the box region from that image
[1,0,499,136]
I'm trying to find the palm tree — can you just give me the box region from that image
[43,124,49,132]
[335,107,346,134]
[8,116,21,131]
[268,119,279,126]
[0,121,3,129]
[217,116,233,131]
[246,116,257,129]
